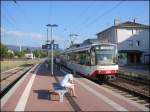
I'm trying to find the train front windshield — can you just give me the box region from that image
[95,45,117,65]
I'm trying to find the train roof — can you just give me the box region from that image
[64,43,117,53]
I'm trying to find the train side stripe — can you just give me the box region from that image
[90,70,118,77]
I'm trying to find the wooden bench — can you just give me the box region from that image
[52,83,68,102]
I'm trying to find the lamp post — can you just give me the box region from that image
[46,28,49,56]
[46,24,58,75]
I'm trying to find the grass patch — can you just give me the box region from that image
[0,59,43,72]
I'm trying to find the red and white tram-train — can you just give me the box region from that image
[60,43,119,82]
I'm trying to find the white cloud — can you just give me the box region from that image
[1,27,5,34]
[52,34,69,49]
[1,27,45,39]
[0,27,67,49]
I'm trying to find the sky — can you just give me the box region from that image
[1,1,149,49]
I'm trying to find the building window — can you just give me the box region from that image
[127,29,137,35]
[136,40,140,46]
[131,29,134,35]
[135,29,140,34]
[132,29,137,35]
[126,29,133,35]
[127,40,133,47]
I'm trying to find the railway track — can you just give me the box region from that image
[101,78,149,109]
[117,73,149,85]
[56,63,150,109]
[0,64,34,99]
[99,77,149,109]
[1,67,24,81]
[104,78,150,108]
[107,78,149,97]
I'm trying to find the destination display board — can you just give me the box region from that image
[42,44,59,50]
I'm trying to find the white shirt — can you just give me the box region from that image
[60,74,73,87]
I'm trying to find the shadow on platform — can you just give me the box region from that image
[33,89,50,100]
[33,89,60,101]
[35,62,52,76]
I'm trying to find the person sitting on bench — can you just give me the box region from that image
[60,74,78,97]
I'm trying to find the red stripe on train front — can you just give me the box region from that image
[90,70,119,77]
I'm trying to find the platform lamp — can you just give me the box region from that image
[46,24,58,75]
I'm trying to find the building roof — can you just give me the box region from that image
[117,21,149,28]
[70,43,81,48]
[96,21,149,35]
[83,38,97,43]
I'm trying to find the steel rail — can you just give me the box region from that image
[0,65,33,99]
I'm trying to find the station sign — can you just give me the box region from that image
[42,44,59,50]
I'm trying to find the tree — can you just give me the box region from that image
[14,51,24,58]
[33,50,40,58]
[32,50,47,58]
[0,43,8,59]
[23,48,31,53]
[40,51,47,58]
[7,52,14,58]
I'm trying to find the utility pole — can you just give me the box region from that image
[114,19,119,44]
[46,24,58,75]
[19,45,22,52]
[69,33,79,47]
[13,0,17,3]
[133,18,137,23]
[46,28,49,56]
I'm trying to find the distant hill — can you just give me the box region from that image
[6,45,42,52]
[6,44,63,52]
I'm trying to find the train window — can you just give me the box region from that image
[68,53,72,61]
[90,48,96,66]
[79,52,85,65]
[71,53,76,62]
[64,54,67,60]
[75,51,87,65]
[95,45,117,65]
[95,46,99,50]
[85,51,90,66]
[76,53,80,63]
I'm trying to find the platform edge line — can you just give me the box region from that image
[14,63,41,111]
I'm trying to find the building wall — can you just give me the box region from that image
[117,28,149,52]
[25,53,33,59]
[97,27,149,64]
[97,28,116,43]
[117,28,149,64]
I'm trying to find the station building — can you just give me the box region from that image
[96,20,150,65]
[24,52,34,59]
